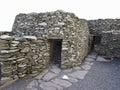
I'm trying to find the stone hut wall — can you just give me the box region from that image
[0,35,50,81]
[88,19,120,58]
[12,10,90,68]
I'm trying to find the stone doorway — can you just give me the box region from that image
[49,39,62,68]
[91,35,101,51]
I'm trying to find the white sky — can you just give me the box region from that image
[0,0,120,31]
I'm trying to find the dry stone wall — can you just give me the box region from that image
[88,19,120,58]
[0,35,50,81]
[12,10,90,68]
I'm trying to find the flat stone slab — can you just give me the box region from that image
[51,78,72,88]
[81,64,92,70]
[84,61,94,66]
[40,83,57,90]
[42,72,57,81]
[85,57,95,62]
[68,70,88,80]
[73,66,82,70]
[40,82,63,90]
[26,80,38,89]
[62,68,73,73]
[96,56,110,62]
[51,68,61,74]
[65,77,78,83]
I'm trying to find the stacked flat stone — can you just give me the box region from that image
[12,10,90,68]
[0,35,50,82]
[88,19,120,58]
[0,35,19,81]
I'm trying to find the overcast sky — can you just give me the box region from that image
[0,0,120,31]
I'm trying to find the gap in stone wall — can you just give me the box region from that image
[49,39,62,68]
[90,35,102,51]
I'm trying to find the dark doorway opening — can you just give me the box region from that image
[49,39,62,68]
[91,35,101,51]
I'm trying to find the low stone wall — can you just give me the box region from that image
[0,35,50,82]
[88,19,120,58]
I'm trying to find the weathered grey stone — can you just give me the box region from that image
[65,77,78,83]
[21,47,30,53]
[73,66,82,70]
[23,36,37,40]
[51,78,72,88]
[0,35,13,40]
[40,82,63,90]
[62,68,73,73]
[85,57,95,62]
[81,64,92,70]
[51,68,61,74]
[0,49,19,53]
[68,70,88,80]
[84,61,94,66]
[40,83,57,90]
[26,80,38,89]
[96,56,110,62]
[42,72,57,81]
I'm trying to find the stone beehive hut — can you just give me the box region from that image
[12,10,90,68]
[0,10,120,85]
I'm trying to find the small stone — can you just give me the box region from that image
[42,72,57,81]
[53,29,59,33]
[23,36,37,40]
[11,41,19,44]
[0,49,19,53]
[38,22,47,26]
[73,66,82,70]
[21,47,30,53]
[32,55,39,59]
[16,58,25,62]
[0,35,13,40]
[18,64,26,68]
[1,77,11,81]
[52,78,72,88]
